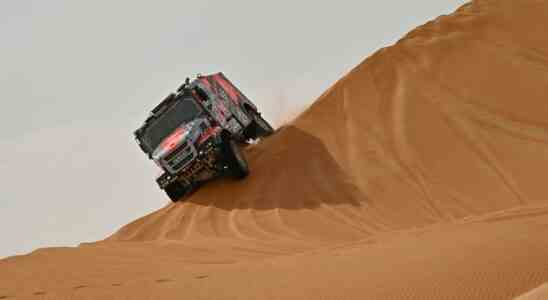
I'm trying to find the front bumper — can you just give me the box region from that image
[156,139,221,189]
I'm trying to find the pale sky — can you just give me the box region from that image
[0,0,467,258]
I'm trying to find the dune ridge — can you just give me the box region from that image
[2,1,548,299]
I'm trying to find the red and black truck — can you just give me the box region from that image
[134,73,274,202]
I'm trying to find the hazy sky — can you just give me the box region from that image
[0,0,467,258]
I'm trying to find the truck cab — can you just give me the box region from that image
[134,73,274,202]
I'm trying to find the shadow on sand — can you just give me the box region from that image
[184,126,366,211]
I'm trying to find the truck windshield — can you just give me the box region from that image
[142,97,201,151]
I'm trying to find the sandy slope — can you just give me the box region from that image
[2,0,548,299]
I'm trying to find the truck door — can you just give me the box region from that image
[211,74,252,128]
[194,81,238,133]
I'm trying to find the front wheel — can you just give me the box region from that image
[246,110,274,139]
[165,181,190,202]
[223,137,249,179]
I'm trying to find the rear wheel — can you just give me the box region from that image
[245,109,274,139]
[165,181,190,202]
[223,137,249,179]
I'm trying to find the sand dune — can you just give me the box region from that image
[516,284,548,300]
[2,0,548,299]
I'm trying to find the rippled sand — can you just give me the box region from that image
[2,1,548,299]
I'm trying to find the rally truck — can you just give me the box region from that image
[134,73,274,202]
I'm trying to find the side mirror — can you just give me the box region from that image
[177,78,191,93]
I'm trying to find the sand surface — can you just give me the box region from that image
[2,1,548,299]
[515,284,548,300]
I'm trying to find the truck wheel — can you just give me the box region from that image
[165,182,189,202]
[223,137,249,179]
[246,110,274,139]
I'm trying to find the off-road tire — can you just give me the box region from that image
[246,110,274,139]
[165,181,190,202]
[223,137,249,179]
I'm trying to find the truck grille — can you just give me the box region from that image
[163,143,196,173]
[164,142,188,161]
[171,153,194,171]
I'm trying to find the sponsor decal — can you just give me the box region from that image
[200,78,212,90]
[213,74,242,104]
